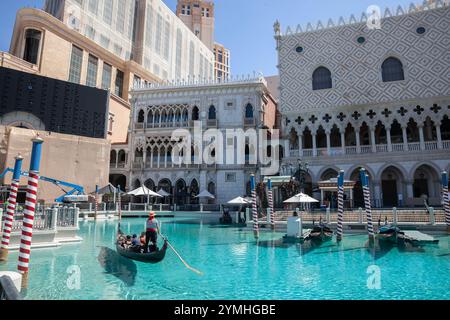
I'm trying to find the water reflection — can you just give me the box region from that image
[97,247,137,287]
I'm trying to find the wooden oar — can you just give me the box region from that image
[159,231,203,276]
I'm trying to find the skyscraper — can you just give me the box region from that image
[44,0,215,81]
[176,0,231,80]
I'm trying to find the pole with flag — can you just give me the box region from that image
[250,174,259,239]
[336,170,345,242]
[0,155,23,261]
[17,137,44,288]
[360,168,374,243]
[267,179,275,231]
[442,171,450,231]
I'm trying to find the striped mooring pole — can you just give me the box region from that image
[267,179,275,231]
[17,137,44,288]
[95,185,99,220]
[0,155,24,261]
[336,170,345,242]
[442,171,450,231]
[118,185,122,221]
[359,168,375,242]
[250,174,259,239]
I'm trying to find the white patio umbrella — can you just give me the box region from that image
[227,196,250,205]
[157,189,171,197]
[127,186,162,204]
[195,190,215,199]
[284,192,319,204]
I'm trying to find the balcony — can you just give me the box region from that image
[287,140,450,159]
[110,162,127,169]
[207,119,218,128]
[244,118,256,127]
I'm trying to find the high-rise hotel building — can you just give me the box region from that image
[176,0,231,80]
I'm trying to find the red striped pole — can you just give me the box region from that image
[0,155,23,261]
[17,137,44,288]
[336,170,345,242]
[250,174,259,239]
[267,179,275,231]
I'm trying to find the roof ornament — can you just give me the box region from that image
[306,22,314,31]
[273,20,281,36]
[327,18,335,28]
[349,14,357,24]
[296,24,303,33]
[396,5,405,15]
[316,20,324,30]
[360,12,368,22]
[338,16,346,26]
[384,7,392,18]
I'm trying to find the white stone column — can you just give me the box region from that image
[419,125,425,151]
[355,130,361,154]
[143,150,147,167]
[370,128,376,153]
[312,134,317,157]
[326,131,331,155]
[436,124,443,149]
[406,180,414,205]
[115,152,119,168]
[340,131,346,154]
[402,126,409,151]
[386,127,392,152]
[298,134,303,157]
[374,181,381,208]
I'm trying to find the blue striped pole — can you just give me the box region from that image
[18,137,44,288]
[267,179,275,231]
[336,170,345,241]
[0,155,24,261]
[251,174,259,239]
[360,168,374,241]
[95,185,99,220]
[442,172,450,231]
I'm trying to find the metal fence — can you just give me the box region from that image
[1,205,78,232]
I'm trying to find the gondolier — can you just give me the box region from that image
[146,212,160,252]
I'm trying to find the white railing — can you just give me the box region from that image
[135,123,144,129]
[392,143,404,152]
[244,118,256,126]
[376,144,388,153]
[360,146,372,154]
[289,149,298,157]
[289,140,450,158]
[303,149,313,157]
[424,141,438,151]
[408,142,421,151]
[345,146,357,154]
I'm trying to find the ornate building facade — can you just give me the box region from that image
[109,76,278,205]
[275,1,450,208]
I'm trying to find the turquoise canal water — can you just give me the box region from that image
[1,218,450,300]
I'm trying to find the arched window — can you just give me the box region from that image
[245,104,254,119]
[208,105,216,120]
[137,110,145,123]
[23,29,42,64]
[312,67,332,90]
[192,106,199,120]
[382,57,405,82]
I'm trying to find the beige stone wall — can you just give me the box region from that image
[39,28,72,81]
[108,97,130,144]
[0,126,110,203]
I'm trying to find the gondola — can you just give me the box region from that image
[116,223,168,263]
[115,240,168,263]
[309,223,333,242]
[377,224,404,244]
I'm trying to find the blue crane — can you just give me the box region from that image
[0,168,86,203]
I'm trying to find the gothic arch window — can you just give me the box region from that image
[312,67,332,90]
[137,110,145,123]
[192,106,199,121]
[245,103,254,119]
[208,105,216,120]
[382,57,405,82]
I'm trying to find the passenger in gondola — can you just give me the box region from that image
[140,232,146,246]
[131,234,139,246]
[145,212,160,253]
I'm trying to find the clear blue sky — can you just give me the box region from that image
[0,0,420,76]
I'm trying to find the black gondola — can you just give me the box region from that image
[377,224,404,244]
[115,240,168,263]
[309,223,333,242]
[116,223,168,263]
